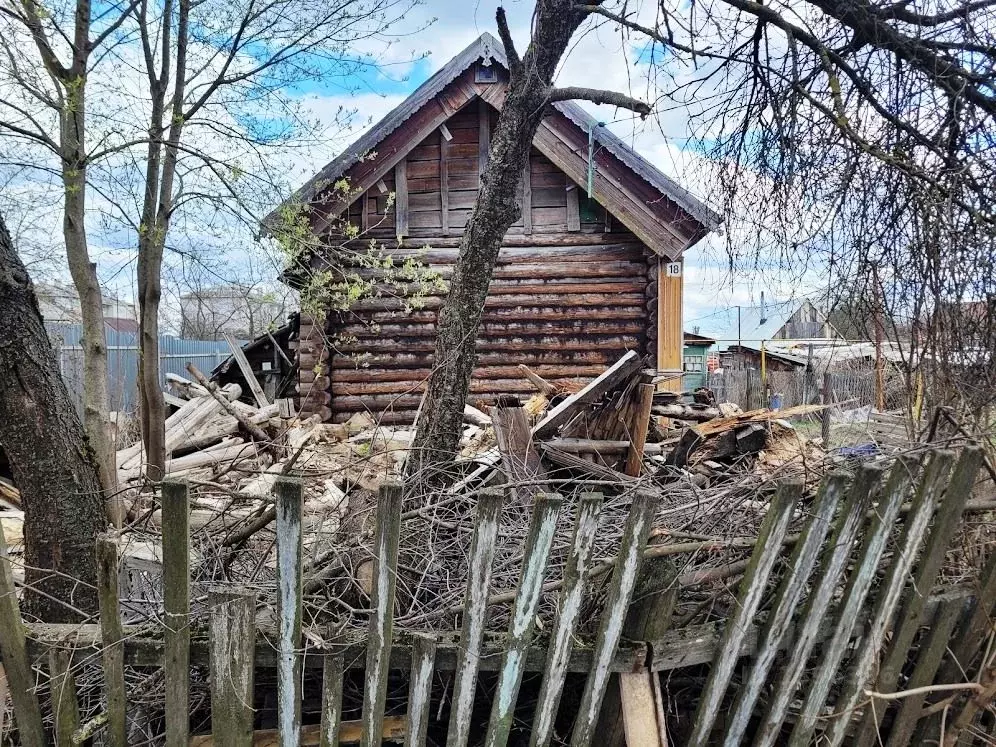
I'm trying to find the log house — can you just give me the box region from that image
[267,34,720,423]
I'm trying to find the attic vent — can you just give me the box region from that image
[476,62,498,83]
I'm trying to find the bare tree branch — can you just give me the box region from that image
[495,6,522,78]
[546,86,651,115]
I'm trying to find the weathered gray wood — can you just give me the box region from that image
[687,478,803,747]
[485,494,564,747]
[440,132,449,235]
[622,555,678,642]
[162,479,191,747]
[209,587,256,747]
[276,477,304,747]
[821,450,955,747]
[530,494,604,747]
[0,528,44,746]
[492,398,546,503]
[723,471,851,746]
[532,351,641,439]
[319,655,344,747]
[787,455,924,747]
[570,489,657,747]
[855,445,982,745]
[96,533,127,747]
[478,98,490,175]
[225,333,269,408]
[755,464,884,747]
[884,594,967,747]
[406,634,437,747]
[566,181,581,232]
[49,647,80,746]
[361,482,404,747]
[939,544,996,685]
[395,161,409,237]
[446,490,505,747]
[522,157,532,234]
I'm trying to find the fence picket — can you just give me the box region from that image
[570,489,657,747]
[854,445,983,744]
[319,655,344,747]
[755,463,884,746]
[822,450,955,747]
[49,647,80,747]
[446,489,505,747]
[0,528,45,747]
[686,478,803,747]
[485,493,563,747]
[96,533,127,747]
[530,493,604,747]
[723,471,850,745]
[361,482,404,747]
[406,634,437,747]
[276,477,304,747]
[208,587,256,747]
[162,478,191,747]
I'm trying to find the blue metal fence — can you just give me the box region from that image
[45,323,238,414]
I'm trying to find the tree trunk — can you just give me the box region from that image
[0,210,107,623]
[405,1,597,488]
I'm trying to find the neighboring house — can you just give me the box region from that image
[682,331,715,389]
[180,286,288,340]
[266,34,720,423]
[35,281,137,331]
[704,296,839,354]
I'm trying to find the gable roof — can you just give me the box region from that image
[265,33,720,250]
[702,298,837,351]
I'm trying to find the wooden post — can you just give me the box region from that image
[447,490,505,747]
[406,635,437,747]
[624,383,655,477]
[571,490,657,747]
[395,161,409,238]
[566,180,581,232]
[361,483,404,747]
[522,156,532,234]
[0,529,44,747]
[485,494,563,747]
[49,647,80,747]
[276,477,304,747]
[209,587,256,747]
[319,655,344,747]
[439,129,450,235]
[478,99,490,177]
[96,533,127,747]
[530,494,604,747]
[162,479,191,747]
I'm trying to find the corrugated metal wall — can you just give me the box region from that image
[45,323,237,414]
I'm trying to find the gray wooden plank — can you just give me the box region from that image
[96,533,127,747]
[209,587,256,747]
[49,647,80,747]
[162,478,191,747]
[319,655,344,747]
[224,333,269,408]
[276,477,304,747]
[406,634,437,747]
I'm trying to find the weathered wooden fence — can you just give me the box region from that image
[0,445,993,745]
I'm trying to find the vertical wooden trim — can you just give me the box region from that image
[478,99,490,179]
[276,477,304,746]
[440,131,450,236]
[163,479,191,747]
[208,587,256,747]
[566,180,581,232]
[658,258,683,391]
[407,635,437,747]
[361,192,370,233]
[394,161,409,238]
[50,648,80,747]
[0,529,45,747]
[522,156,532,234]
[361,483,404,747]
[319,655,344,747]
[97,533,127,747]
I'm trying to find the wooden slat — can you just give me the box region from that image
[723,472,851,746]
[570,490,656,747]
[821,450,955,747]
[225,334,269,408]
[530,494,604,747]
[276,477,304,745]
[687,478,803,747]
[0,524,44,746]
[440,130,449,235]
[406,635,436,747]
[484,494,564,747]
[658,259,682,385]
[522,157,532,234]
[566,181,580,232]
[96,533,127,747]
[162,479,191,747]
[478,99,490,176]
[191,718,407,746]
[624,383,655,476]
[209,587,256,747]
[395,161,409,237]
[446,490,505,747]
[49,647,80,747]
[319,655,344,747]
[361,483,404,747]
[755,464,884,747]
[492,399,546,502]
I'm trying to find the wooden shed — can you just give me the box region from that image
[270,34,719,424]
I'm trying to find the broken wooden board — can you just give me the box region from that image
[492,396,546,501]
[225,333,270,409]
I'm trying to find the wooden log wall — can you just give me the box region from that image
[292,314,331,421]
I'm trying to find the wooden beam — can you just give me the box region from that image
[225,333,269,408]
[624,383,655,477]
[658,260,683,392]
[394,161,408,238]
[478,98,490,178]
[440,130,450,236]
[566,180,581,232]
[360,192,369,233]
[439,123,452,141]
[189,716,407,746]
[162,479,191,747]
[522,156,532,234]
